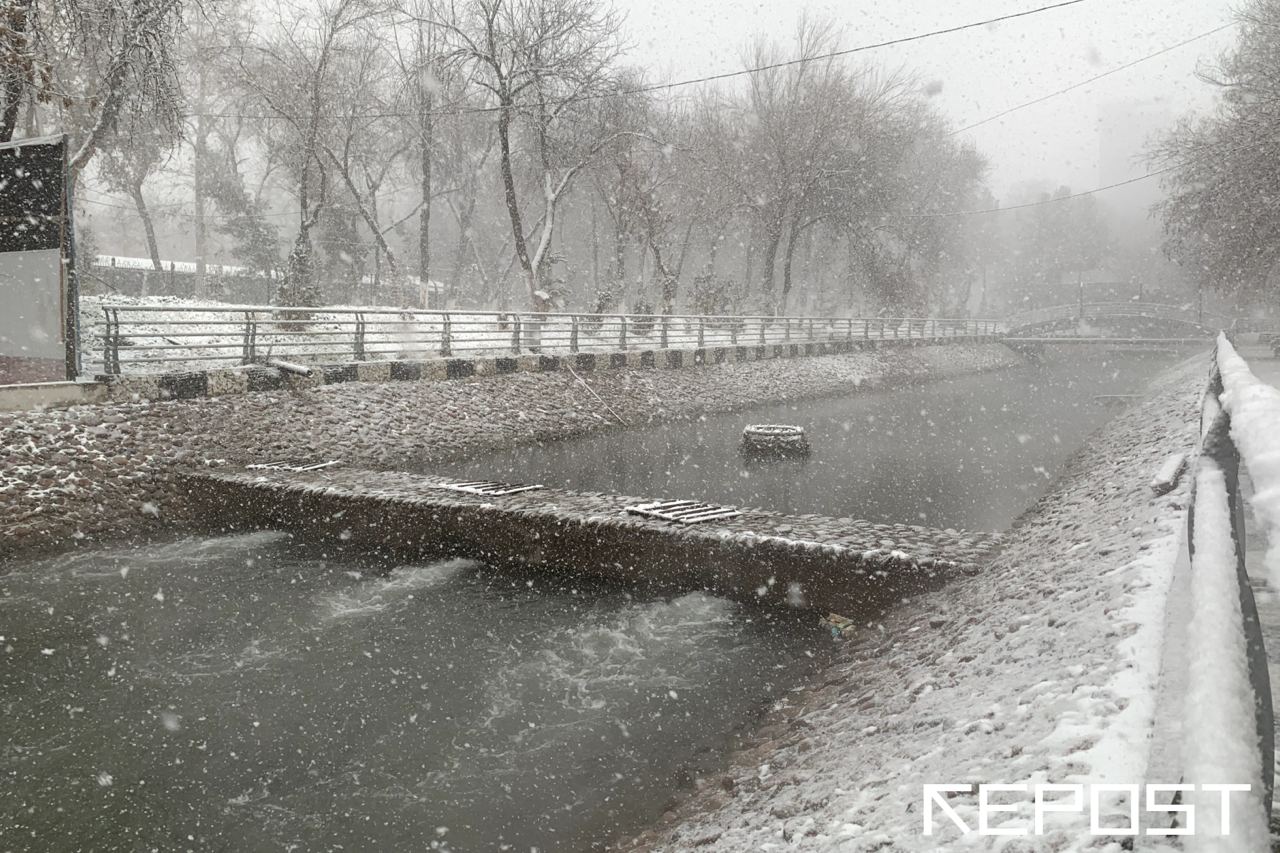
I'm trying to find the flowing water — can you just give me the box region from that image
[437,352,1180,531]
[0,351,1182,851]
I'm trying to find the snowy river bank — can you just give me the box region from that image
[0,342,1019,559]
[0,344,1206,851]
[620,355,1205,851]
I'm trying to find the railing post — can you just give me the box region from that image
[759,318,766,346]
[660,315,669,349]
[730,318,738,346]
[847,318,853,341]
[512,315,522,354]
[103,308,121,375]
[570,315,579,353]
[354,312,366,361]
[697,317,705,349]
[619,315,627,350]
[784,317,791,342]
[808,318,815,341]
[441,312,452,357]
[242,311,257,365]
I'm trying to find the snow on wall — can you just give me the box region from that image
[1217,334,1280,590]
[1182,462,1271,852]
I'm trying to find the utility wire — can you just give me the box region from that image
[901,134,1271,219]
[950,23,1234,134]
[189,0,1091,122]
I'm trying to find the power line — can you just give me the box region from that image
[901,135,1273,219]
[951,23,1233,134]
[190,0,1091,122]
[894,168,1178,219]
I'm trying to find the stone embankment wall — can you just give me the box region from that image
[0,342,1020,559]
[188,468,999,616]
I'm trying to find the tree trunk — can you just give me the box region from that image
[590,192,600,307]
[192,66,209,299]
[673,220,696,282]
[418,98,433,306]
[649,236,677,314]
[495,97,535,307]
[779,221,799,316]
[0,0,34,143]
[448,194,474,308]
[759,208,785,314]
[129,183,163,275]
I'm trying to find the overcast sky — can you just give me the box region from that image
[617,0,1238,205]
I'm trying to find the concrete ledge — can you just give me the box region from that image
[95,334,1008,405]
[0,380,107,412]
[187,468,1000,616]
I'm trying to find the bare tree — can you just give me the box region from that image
[237,0,387,305]
[98,126,175,272]
[434,0,626,311]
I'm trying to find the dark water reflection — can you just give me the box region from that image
[437,352,1179,532]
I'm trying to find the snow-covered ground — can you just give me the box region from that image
[1,342,1020,557]
[79,294,988,375]
[622,356,1205,851]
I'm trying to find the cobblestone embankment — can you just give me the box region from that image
[619,356,1204,851]
[0,343,1019,560]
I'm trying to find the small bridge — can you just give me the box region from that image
[1003,301,1227,346]
[184,467,1000,616]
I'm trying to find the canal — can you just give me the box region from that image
[0,350,1180,851]
[437,352,1178,531]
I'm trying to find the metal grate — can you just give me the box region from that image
[435,480,545,497]
[625,500,742,524]
[246,460,343,472]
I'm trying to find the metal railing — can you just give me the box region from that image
[85,302,1005,376]
[1183,341,1275,823]
[1005,301,1229,333]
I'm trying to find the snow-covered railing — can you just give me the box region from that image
[85,301,1005,376]
[1175,334,1275,847]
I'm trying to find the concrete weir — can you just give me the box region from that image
[184,467,1000,615]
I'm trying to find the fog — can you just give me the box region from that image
[621,0,1236,197]
[3,0,1279,849]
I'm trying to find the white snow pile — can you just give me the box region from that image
[1179,462,1271,852]
[1217,333,1280,590]
[624,358,1204,852]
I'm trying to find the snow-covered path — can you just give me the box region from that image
[623,357,1203,851]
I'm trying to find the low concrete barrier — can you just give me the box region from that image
[98,336,1000,405]
[0,380,107,412]
[184,467,1000,616]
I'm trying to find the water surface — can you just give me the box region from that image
[0,533,823,851]
[437,353,1177,531]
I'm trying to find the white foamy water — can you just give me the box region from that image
[317,558,477,622]
[484,592,736,726]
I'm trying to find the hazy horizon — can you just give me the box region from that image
[619,0,1238,206]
